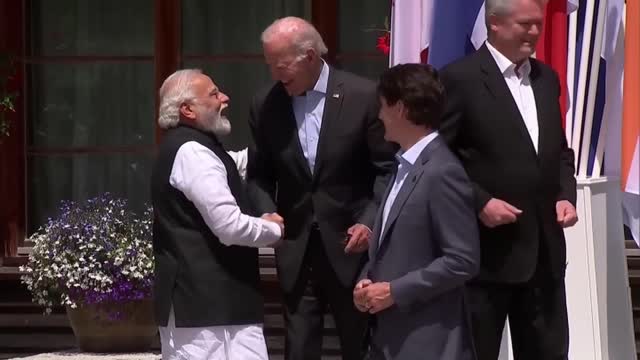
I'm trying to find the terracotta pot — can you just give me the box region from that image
[66,299,157,353]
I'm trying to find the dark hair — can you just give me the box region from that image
[377,63,445,129]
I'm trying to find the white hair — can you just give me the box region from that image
[157,69,202,129]
[261,16,328,57]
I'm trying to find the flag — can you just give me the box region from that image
[568,0,579,13]
[536,0,570,128]
[622,0,640,241]
[389,0,485,67]
[426,0,485,69]
[601,0,625,181]
[567,0,608,177]
[390,0,580,70]
[389,0,432,65]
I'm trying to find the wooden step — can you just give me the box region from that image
[628,256,640,270]
[629,269,640,286]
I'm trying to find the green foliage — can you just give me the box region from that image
[0,53,17,140]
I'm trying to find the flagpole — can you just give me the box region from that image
[571,0,597,177]
[566,8,578,148]
[579,0,608,178]
[389,2,396,67]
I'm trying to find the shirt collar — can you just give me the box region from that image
[396,131,439,166]
[310,61,330,95]
[486,41,531,78]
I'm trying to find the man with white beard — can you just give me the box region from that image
[151,69,283,360]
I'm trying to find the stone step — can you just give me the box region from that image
[0,313,336,331]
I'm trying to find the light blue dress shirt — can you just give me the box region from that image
[379,132,439,247]
[292,61,330,174]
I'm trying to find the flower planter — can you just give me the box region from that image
[66,299,156,353]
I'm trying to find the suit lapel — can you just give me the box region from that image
[376,137,445,247]
[312,68,344,179]
[369,166,397,253]
[276,84,313,180]
[378,167,423,248]
[478,45,537,159]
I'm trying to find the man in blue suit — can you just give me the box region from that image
[354,64,480,360]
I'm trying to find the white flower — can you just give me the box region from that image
[20,197,154,309]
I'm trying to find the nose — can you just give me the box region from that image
[530,23,540,36]
[219,91,229,103]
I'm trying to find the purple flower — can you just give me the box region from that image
[20,194,154,313]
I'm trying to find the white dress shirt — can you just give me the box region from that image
[292,61,329,173]
[486,41,539,153]
[379,132,439,246]
[226,148,248,181]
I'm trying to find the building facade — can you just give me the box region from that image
[0,0,390,259]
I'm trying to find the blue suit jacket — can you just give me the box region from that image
[360,136,480,360]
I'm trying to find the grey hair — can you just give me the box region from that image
[485,0,517,28]
[261,16,328,56]
[485,0,544,29]
[157,69,202,129]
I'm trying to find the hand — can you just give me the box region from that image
[556,200,578,228]
[353,282,394,314]
[353,279,373,312]
[261,213,285,245]
[344,224,371,253]
[479,198,523,228]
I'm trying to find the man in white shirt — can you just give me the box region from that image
[151,69,283,360]
[439,0,579,358]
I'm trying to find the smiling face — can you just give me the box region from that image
[180,74,231,135]
[378,95,404,144]
[263,35,317,96]
[489,0,544,63]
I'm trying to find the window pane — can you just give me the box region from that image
[28,63,155,147]
[184,60,272,150]
[338,0,389,53]
[338,58,387,82]
[30,0,154,56]
[28,153,153,234]
[182,0,307,55]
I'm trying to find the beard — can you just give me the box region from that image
[198,106,231,136]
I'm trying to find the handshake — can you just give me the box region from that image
[261,212,285,247]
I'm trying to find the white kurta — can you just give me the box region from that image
[158,142,279,360]
[159,307,268,360]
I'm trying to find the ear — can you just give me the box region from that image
[179,102,197,120]
[488,14,500,33]
[305,48,317,62]
[396,100,407,118]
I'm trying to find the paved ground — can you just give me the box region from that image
[2,351,161,360]
[0,353,301,360]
